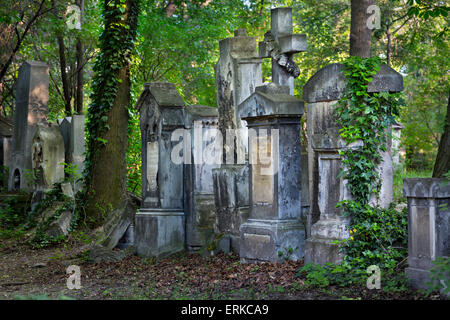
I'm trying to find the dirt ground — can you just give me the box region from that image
[0,237,445,300]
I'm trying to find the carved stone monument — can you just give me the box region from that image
[135,82,186,257]
[213,29,263,252]
[404,179,449,291]
[31,124,65,191]
[184,105,220,252]
[238,83,305,263]
[303,63,404,265]
[259,7,306,95]
[9,61,49,191]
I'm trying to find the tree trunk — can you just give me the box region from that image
[350,0,376,58]
[75,0,84,114]
[85,0,140,225]
[433,92,450,178]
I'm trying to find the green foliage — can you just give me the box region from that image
[26,183,77,248]
[427,257,450,295]
[0,194,30,231]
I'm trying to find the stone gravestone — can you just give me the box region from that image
[212,29,262,252]
[238,83,305,263]
[135,82,186,257]
[403,179,449,291]
[58,115,86,193]
[31,124,65,191]
[259,7,307,95]
[303,63,403,265]
[9,61,49,191]
[184,105,220,252]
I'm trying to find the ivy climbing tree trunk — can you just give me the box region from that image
[84,0,140,225]
[350,0,376,58]
[432,92,450,178]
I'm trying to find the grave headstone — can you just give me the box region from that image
[134,82,186,257]
[303,63,403,265]
[31,123,65,191]
[403,178,450,291]
[184,105,220,252]
[213,28,262,252]
[238,83,305,263]
[9,61,49,191]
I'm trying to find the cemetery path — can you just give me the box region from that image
[0,237,441,300]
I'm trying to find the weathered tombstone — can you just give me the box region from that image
[31,124,65,191]
[238,83,305,263]
[184,105,220,252]
[259,7,307,95]
[9,61,49,191]
[403,178,450,292]
[69,115,85,192]
[134,82,186,257]
[213,28,263,252]
[303,63,404,265]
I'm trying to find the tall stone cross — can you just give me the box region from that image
[259,7,307,95]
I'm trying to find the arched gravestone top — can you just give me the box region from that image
[303,63,404,103]
[238,83,304,120]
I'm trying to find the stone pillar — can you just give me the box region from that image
[184,105,220,252]
[303,63,404,243]
[238,83,305,263]
[392,122,404,167]
[135,82,186,257]
[9,61,49,191]
[70,115,86,192]
[403,178,450,291]
[213,29,262,252]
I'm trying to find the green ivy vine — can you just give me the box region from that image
[84,0,141,190]
[335,56,407,273]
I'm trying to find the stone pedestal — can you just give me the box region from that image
[184,105,220,252]
[238,84,305,263]
[9,61,49,191]
[134,82,186,257]
[403,178,450,290]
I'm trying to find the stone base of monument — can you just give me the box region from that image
[239,219,305,263]
[304,218,349,265]
[135,209,185,257]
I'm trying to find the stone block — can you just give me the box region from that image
[135,209,185,257]
[278,34,307,54]
[240,219,305,263]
